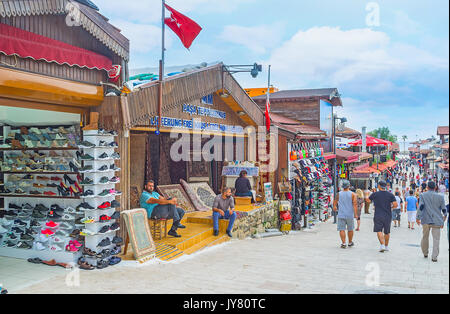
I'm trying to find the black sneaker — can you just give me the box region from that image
[98,153,109,160]
[108,142,118,148]
[98,226,110,234]
[20,233,34,241]
[168,230,181,238]
[11,227,24,234]
[110,164,120,171]
[48,211,62,220]
[97,238,111,247]
[80,153,94,160]
[77,202,95,210]
[82,190,94,197]
[32,211,46,219]
[111,200,121,208]
[9,204,22,210]
[78,141,95,148]
[213,230,219,237]
[110,212,120,220]
[80,178,94,185]
[13,219,27,227]
[98,165,109,172]
[51,204,65,213]
[4,240,17,248]
[16,241,32,249]
[30,220,41,227]
[99,177,110,184]
[79,166,93,173]
[35,204,49,212]
[226,231,233,238]
[109,223,120,231]
[5,211,18,217]
[112,236,123,245]
[98,141,108,147]
[22,204,33,210]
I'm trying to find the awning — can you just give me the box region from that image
[349,135,392,147]
[324,153,336,160]
[0,23,112,71]
[336,149,359,164]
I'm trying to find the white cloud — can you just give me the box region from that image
[110,20,173,54]
[265,26,449,94]
[390,11,422,36]
[220,23,284,54]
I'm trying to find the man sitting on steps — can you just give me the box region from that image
[139,180,186,238]
[213,187,237,238]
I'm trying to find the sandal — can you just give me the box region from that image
[78,258,95,270]
[341,244,347,249]
[27,258,43,264]
[82,247,97,257]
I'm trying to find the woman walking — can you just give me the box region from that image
[355,189,365,231]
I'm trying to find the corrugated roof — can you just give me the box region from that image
[253,88,342,106]
[437,126,449,135]
[270,113,328,138]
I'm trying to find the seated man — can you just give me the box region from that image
[234,170,255,203]
[139,180,186,238]
[212,187,237,238]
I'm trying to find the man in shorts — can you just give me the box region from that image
[333,180,358,249]
[366,180,398,253]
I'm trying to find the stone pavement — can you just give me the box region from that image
[14,205,449,294]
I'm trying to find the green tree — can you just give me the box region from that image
[368,127,398,143]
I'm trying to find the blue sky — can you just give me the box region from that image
[95,0,449,143]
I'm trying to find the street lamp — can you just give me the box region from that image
[332,115,347,224]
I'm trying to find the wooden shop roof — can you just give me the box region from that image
[124,63,264,129]
[0,0,129,61]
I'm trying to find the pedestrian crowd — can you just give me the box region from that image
[333,158,449,263]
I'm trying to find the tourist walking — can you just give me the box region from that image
[364,188,371,214]
[405,190,418,230]
[333,180,358,249]
[416,181,447,262]
[355,189,364,231]
[392,191,404,228]
[366,180,398,253]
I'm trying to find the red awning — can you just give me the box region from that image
[349,136,391,147]
[0,23,112,71]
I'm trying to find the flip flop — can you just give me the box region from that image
[27,258,43,264]
[42,259,57,266]
[56,262,72,269]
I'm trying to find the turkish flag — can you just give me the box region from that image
[164,4,202,49]
[265,99,271,132]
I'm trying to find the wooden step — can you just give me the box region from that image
[183,234,230,255]
[234,196,252,206]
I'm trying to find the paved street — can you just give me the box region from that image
[13,204,449,294]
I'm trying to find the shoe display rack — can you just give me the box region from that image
[0,124,84,264]
[78,129,122,268]
[0,126,123,268]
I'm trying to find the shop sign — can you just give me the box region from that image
[149,116,244,134]
[182,104,226,119]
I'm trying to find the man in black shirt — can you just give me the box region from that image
[366,180,398,253]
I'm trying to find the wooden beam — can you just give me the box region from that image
[0,97,89,114]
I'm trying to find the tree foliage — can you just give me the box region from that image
[368,127,398,143]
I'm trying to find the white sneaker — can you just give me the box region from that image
[35,242,47,251]
[37,233,50,243]
[380,245,386,252]
[49,244,63,252]
[384,246,390,252]
[29,128,42,135]
[65,207,76,214]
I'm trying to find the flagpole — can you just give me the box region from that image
[161,0,165,78]
[266,65,271,131]
[158,0,166,135]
